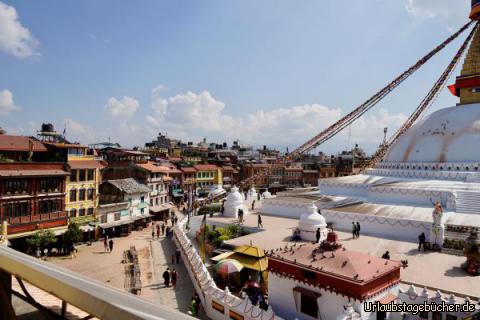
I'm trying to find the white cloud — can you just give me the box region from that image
[0,89,20,115]
[146,89,407,152]
[405,0,470,29]
[104,96,139,119]
[0,1,38,58]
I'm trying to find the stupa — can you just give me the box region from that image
[261,7,480,245]
[223,186,248,218]
[298,203,328,242]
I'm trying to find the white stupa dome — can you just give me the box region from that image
[298,203,327,242]
[247,186,258,199]
[384,103,480,163]
[224,186,247,218]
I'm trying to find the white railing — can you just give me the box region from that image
[173,217,282,320]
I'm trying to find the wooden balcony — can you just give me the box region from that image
[8,211,67,226]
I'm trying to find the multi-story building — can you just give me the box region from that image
[134,162,173,221]
[44,143,105,225]
[180,167,197,191]
[220,165,239,189]
[301,169,320,187]
[243,163,270,187]
[0,162,69,242]
[98,178,151,236]
[284,167,303,187]
[194,164,221,190]
[0,134,51,162]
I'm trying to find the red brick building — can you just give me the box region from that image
[0,162,69,236]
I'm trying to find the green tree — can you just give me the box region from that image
[63,222,83,246]
[27,229,57,254]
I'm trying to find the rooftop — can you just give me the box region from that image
[0,135,47,152]
[193,164,218,171]
[269,243,401,283]
[106,178,151,194]
[68,159,106,170]
[180,167,197,173]
[135,161,181,174]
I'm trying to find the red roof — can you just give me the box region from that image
[0,135,47,152]
[0,162,69,177]
[193,164,218,171]
[268,243,401,283]
[180,167,197,173]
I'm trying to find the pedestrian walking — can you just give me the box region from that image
[194,294,201,315]
[109,239,113,253]
[251,200,256,211]
[156,224,160,238]
[163,268,171,287]
[356,222,361,238]
[166,226,170,238]
[70,243,77,259]
[152,228,155,240]
[418,232,426,251]
[352,222,357,239]
[104,236,109,252]
[221,205,225,216]
[257,214,263,228]
[257,193,260,201]
[171,268,177,287]
[175,247,181,264]
[316,228,321,243]
[161,223,165,236]
[190,297,197,316]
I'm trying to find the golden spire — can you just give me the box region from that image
[451,2,480,104]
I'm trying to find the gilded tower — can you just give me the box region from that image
[452,1,480,104]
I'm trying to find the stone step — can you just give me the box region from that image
[440,247,464,256]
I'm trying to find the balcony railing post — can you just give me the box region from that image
[0,269,15,320]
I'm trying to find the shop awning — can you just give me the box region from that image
[132,213,153,221]
[211,252,268,272]
[99,218,133,229]
[79,225,96,232]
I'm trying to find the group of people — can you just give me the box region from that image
[103,235,114,253]
[152,214,179,240]
[351,221,361,239]
[162,267,178,287]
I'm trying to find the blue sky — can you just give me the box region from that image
[0,0,473,153]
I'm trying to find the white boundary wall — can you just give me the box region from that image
[173,217,283,320]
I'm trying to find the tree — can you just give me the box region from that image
[27,229,57,255]
[63,222,83,246]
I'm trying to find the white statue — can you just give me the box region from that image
[430,202,445,248]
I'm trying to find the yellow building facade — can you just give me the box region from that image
[65,146,105,225]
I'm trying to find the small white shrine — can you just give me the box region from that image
[223,186,248,218]
[298,203,328,242]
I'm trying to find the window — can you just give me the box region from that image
[4,202,30,218]
[141,208,145,214]
[5,179,28,194]
[38,200,60,214]
[156,198,159,205]
[79,208,86,216]
[69,209,77,218]
[70,189,77,202]
[300,294,318,318]
[87,169,95,181]
[79,189,86,201]
[150,199,153,206]
[70,170,78,182]
[40,178,60,192]
[87,207,94,215]
[141,196,145,203]
[87,188,95,200]
[79,170,86,181]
